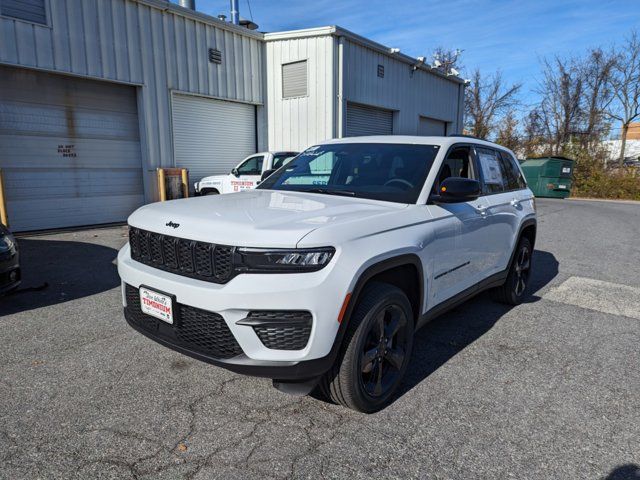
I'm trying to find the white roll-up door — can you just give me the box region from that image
[0,66,144,232]
[346,103,393,137]
[418,116,447,136]
[172,94,257,184]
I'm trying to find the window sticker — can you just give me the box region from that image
[479,153,504,185]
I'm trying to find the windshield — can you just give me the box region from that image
[257,143,440,204]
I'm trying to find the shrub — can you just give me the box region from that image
[570,148,640,200]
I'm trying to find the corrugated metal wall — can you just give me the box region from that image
[265,35,335,152]
[342,39,463,135]
[0,0,265,200]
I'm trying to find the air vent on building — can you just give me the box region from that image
[377,64,385,78]
[208,48,222,64]
[282,60,308,99]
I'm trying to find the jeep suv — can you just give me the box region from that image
[118,136,536,412]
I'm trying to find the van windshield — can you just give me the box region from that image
[257,143,440,204]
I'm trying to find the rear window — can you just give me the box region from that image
[499,150,527,190]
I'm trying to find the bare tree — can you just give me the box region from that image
[581,48,616,148]
[608,31,640,164]
[495,110,520,153]
[536,56,584,154]
[521,109,546,157]
[464,69,521,139]
[431,47,463,76]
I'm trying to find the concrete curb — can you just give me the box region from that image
[567,197,640,205]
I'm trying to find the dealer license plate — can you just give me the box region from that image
[139,287,174,324]
[558,184,567,189]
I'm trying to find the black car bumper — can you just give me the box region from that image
[0,251,20,294]
[123,307,334,381]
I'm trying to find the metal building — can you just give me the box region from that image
[265,27,465,152]
[0,0,265,231]
[0,0,464,232]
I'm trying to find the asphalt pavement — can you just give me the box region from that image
[1,198,639,479]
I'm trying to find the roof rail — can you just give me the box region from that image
[447,134,487,141]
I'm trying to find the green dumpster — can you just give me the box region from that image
[520,156,574,198]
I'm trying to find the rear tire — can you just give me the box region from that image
[492,237,532,305]
[319,282,414,413]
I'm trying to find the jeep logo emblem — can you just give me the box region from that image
[166,221,180,229]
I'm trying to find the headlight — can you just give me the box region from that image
[0,235,15,254]
[236,247,335,272]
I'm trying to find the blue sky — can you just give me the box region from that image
[198,0,639,106]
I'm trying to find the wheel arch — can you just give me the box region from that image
[345,254,424,328]
[508,218,537,269]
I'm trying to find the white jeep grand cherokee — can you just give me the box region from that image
[118,136,536,412]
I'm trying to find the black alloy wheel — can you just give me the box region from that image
[319,282,414,413]
[359,304,410,398]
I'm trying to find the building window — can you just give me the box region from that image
[377,64,385,78]
[282,60,308,99]
[0,0,47,25]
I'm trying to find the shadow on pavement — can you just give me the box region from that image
[0,238,120,316]
[605,464,640,480]
[396,249,559,402]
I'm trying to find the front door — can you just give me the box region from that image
[228,154,264,192]
[429,145,491,306]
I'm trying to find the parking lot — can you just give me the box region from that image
[1,198,639,479]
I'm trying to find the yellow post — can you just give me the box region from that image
[0,169,8,227]
[181,169,189,198]
[157,168,167,202]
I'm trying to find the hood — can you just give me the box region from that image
[128,190,407,248]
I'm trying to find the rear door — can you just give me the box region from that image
[475,147,524,272]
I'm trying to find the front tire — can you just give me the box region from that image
[320,282,414,413]
[202,189,219,196]
[493,237,532,305]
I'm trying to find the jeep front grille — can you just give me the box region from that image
[129,227,235,284]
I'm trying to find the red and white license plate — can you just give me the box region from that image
[139,287,174,324]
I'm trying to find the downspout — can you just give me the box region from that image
[337,36,345,138]
[456,82,466,134]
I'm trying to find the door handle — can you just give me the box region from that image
[510,199,521,207]
[475,205,488,216]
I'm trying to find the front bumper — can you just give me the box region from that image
[0,250,20,295]
[117,244,348,380]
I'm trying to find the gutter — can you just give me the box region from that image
[264,26,465,85]
[133,0,265,39]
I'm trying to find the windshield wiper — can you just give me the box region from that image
[305,188,357,197]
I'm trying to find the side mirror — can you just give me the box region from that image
[431,177,481,203]
[261,169,276,181]
[231,168,239,177]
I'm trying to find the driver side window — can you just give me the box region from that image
[236,155,264,175]
[433,147,475,192]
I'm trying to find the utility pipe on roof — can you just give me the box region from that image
[178,0,195,10]
[230,0,239,24]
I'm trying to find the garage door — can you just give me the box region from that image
[418,116,447,136]
[0,66,144,232]
[346,103,393,137]
[172,94,256,184]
